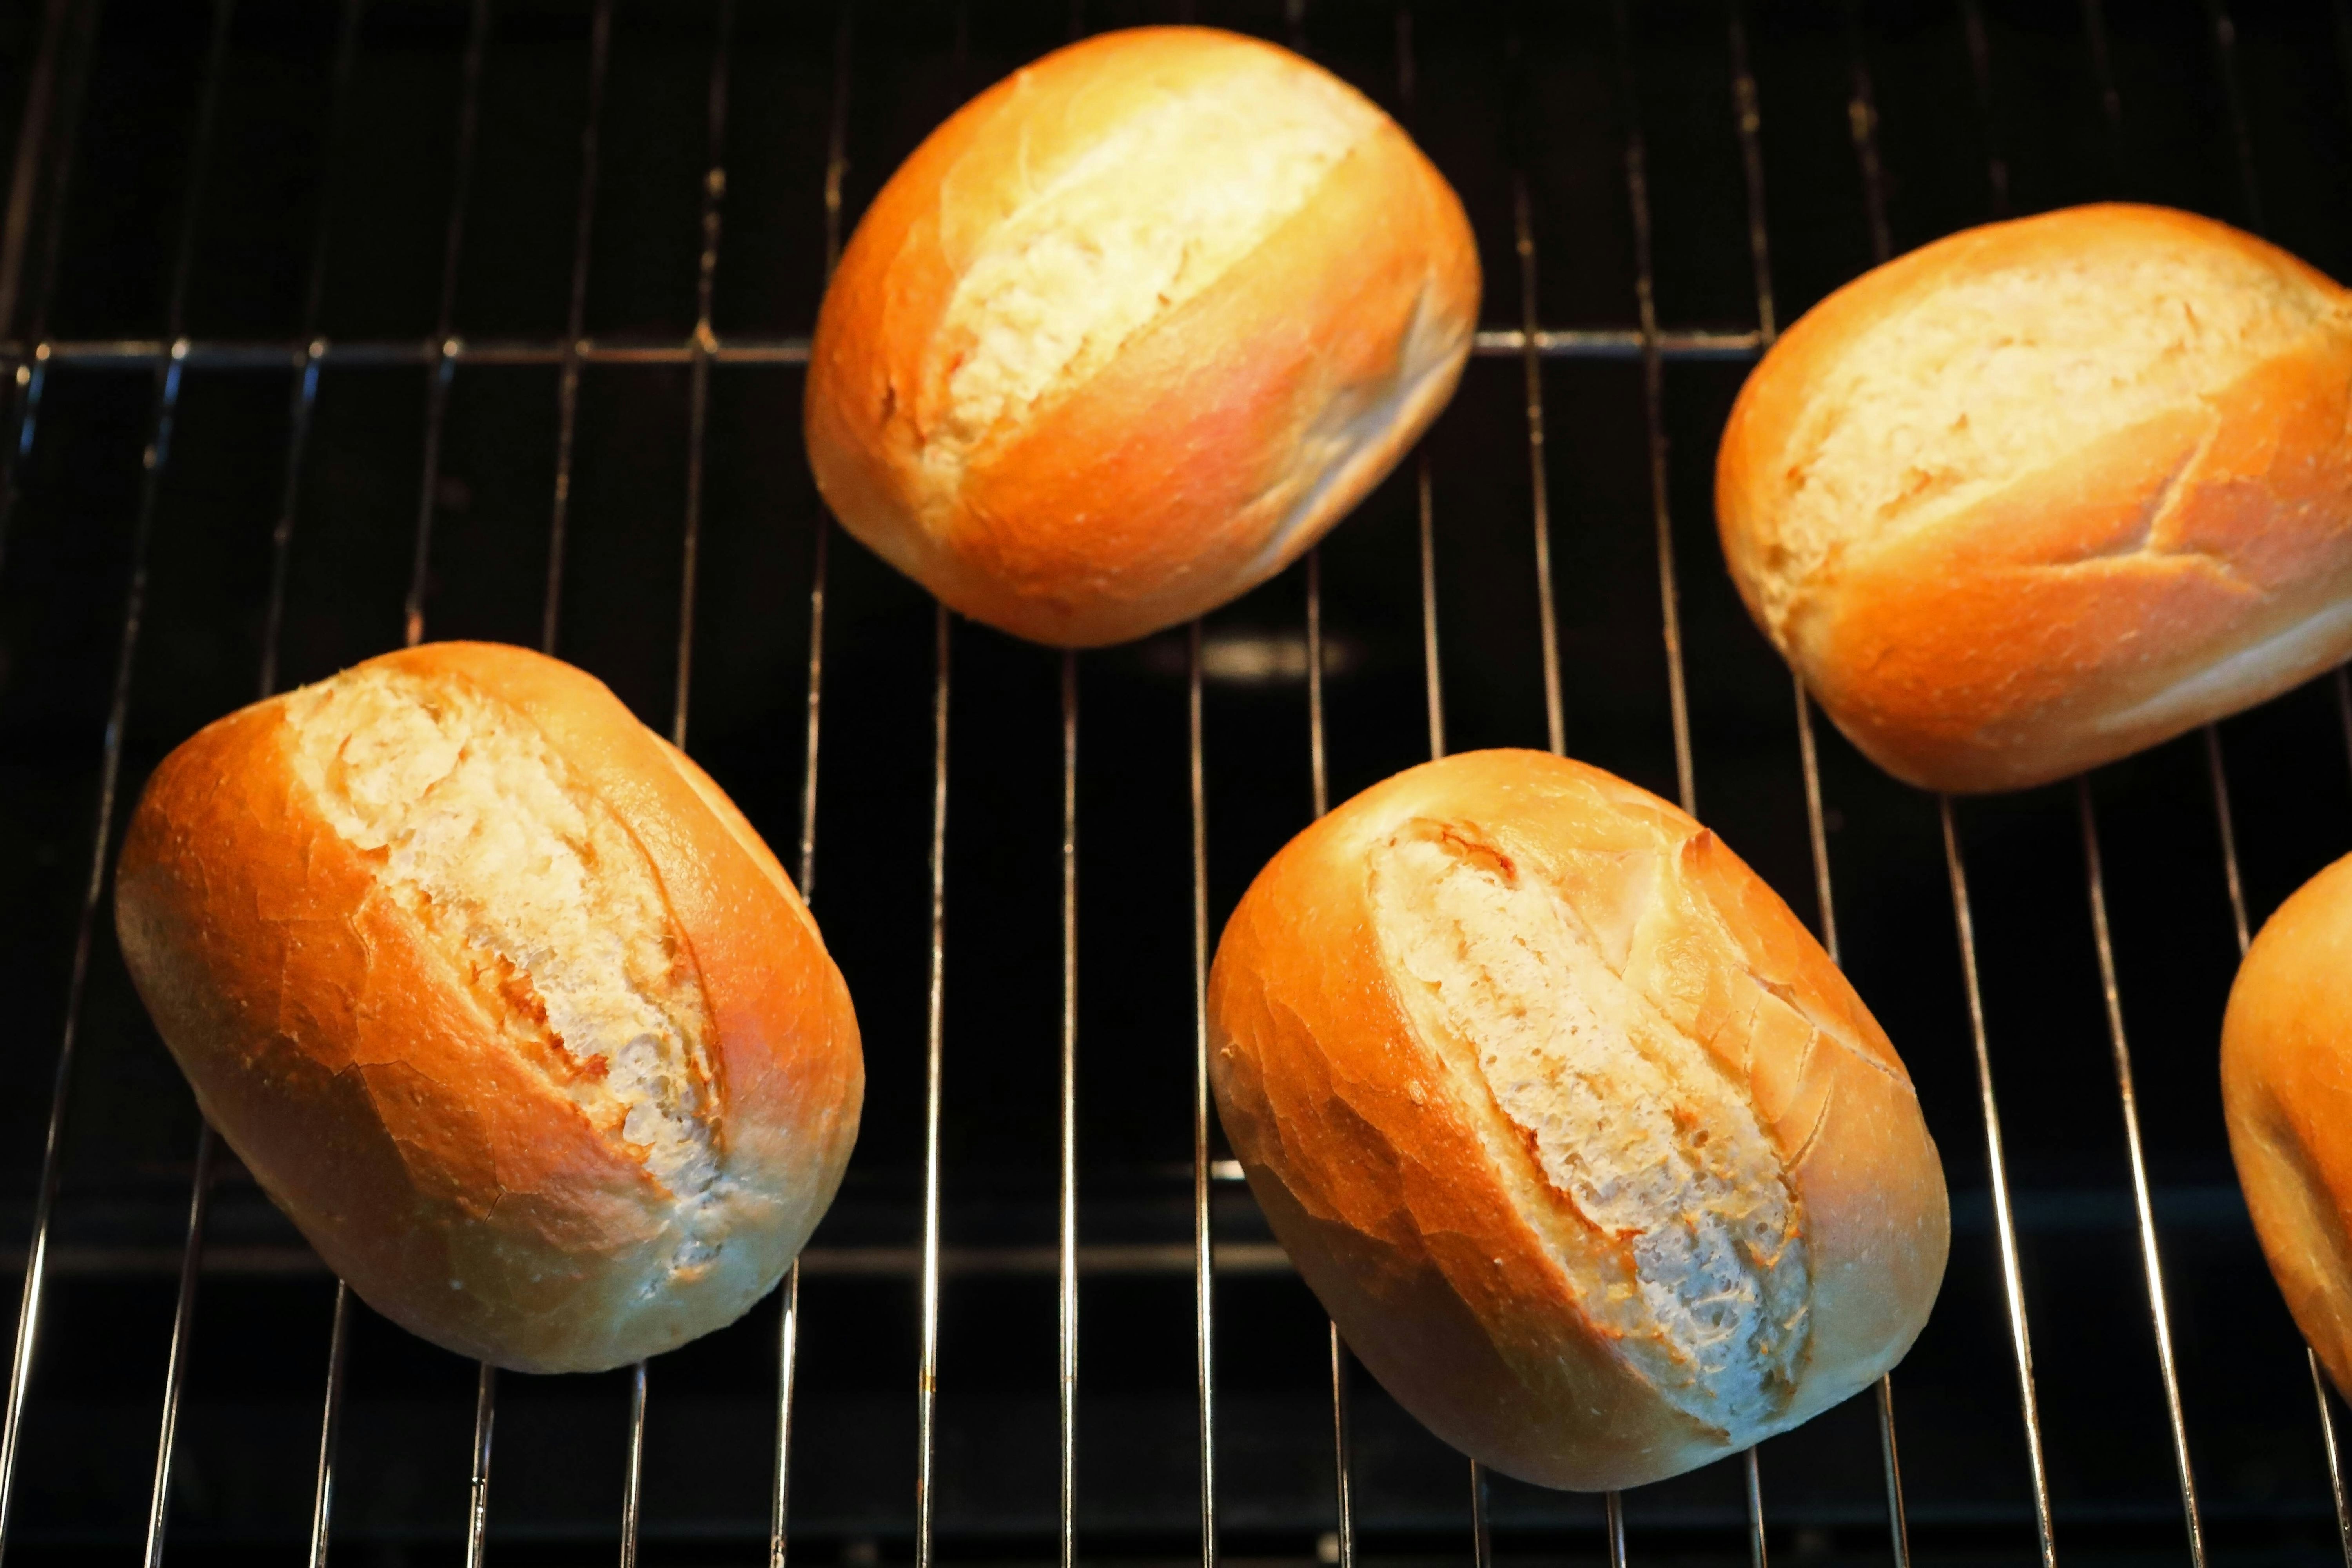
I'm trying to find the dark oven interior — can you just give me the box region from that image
[3,0,2352,1564]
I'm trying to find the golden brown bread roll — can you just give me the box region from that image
[1717,203,2352,793]
[1207,750,1948,1490]
[114,643,862,1374]
[805,26,1479,647]
[2223,852,2352,1400]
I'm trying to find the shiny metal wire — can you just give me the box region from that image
[1060,650,1081,1568]
[464,1364,497,1568]
[671,0,735,752]
[1188,620,1218,1568]
[2076,779,2207,1566]
[0,0,226,1550]
[0,0,98,584]
[1512,165,1565,759]
[1610,0,1695,818]
[1744,1450,1768,1568]
[1939,799,2058,1568]
[402,0,490,652]
[145,1124,218,1568]
[619,1361,649,1568]
[0,325,1761,376]
[775,20,855,1553]
[542,0,614,656]
[1956,0,2009,216]
[134,12,242,1561]
[2205,0,2265,234]
[915,601,953,1568]
[307,1285,352,1568]
[285,9,368,1561]
[1468,1463,1491,1568]
[1417,456,1444,762]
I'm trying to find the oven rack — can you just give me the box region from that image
[0,2,2347,1564]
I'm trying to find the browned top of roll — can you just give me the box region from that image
[2223,851,2352,1403]
[1208,750,1947,1490]
[114,642,863,1373]
[806,25,1479,647]
[1718,203,2352,792]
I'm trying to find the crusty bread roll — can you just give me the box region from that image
[1208,750,1948,1490]
[114,643,862,1374]
[1718,203,2352,793]
[805,26,1479,647]
[2223,852,2352,1401]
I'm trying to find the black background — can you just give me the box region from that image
[2,0,2352,1564]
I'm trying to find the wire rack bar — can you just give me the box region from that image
[2205,0,2265,235]
[2076,778,2207,1565]
[619,1359,649,1568]
[915,600,952,1568]
[283,9,368,1560]
[0,0,221,1548]
[0,0,93,585]
[1416,456,1443,761]
[0,0,71,344]
[402,0,490,652]
[464,1364,496,1568]
[1612,0,1695,821]
[1957,0,2009,217]
[1468,1464,1490,1568]
[1187,619,1218,1568]
[1510,168,1566,759]
[1939,798,2058,1568]
[670,0,735,753]
[541,0,613,656]
[143,1125,216,1568]
[777,10,856,1561]
[1059,649,1081,1568]
[307,1284,352,1568]
[0,325,1761,374]
[1744,1450,1768,1568]
[133,9,241,1561]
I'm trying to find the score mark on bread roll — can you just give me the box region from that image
[1717,203,2352,793]
[1209,750,1947,1491]
[114,643,863,1374]
[806,27,1480,647]
[2223,853,2352,1404]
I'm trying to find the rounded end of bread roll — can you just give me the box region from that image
[805,25,1480,648]
[1207,750,1949,1490]
[113,642,864,1374]
[1717,203,2352,793]
[2223,852,2352,1402]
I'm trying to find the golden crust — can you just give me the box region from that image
[1717,203,2352,793]
[113,642,863,1373]
[805,26,1479,647]
[2223,853,2352,1401]
[1207,750,1947,1490]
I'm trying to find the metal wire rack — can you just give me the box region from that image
[3,0,2352,1564]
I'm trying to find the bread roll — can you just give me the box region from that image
[114,643,862,1374]
[1717,203,2352,793]
[805,26,1479,648]
[1207,750,1948,1490]
[2223,852,2352,1400]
